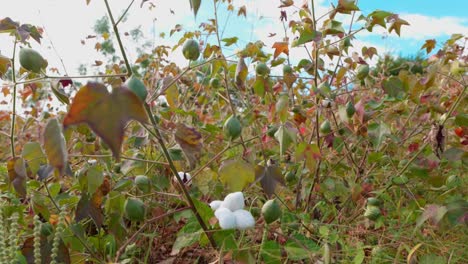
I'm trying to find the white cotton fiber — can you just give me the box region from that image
[233,209,255,230]
[220,192,245,211]
[174,172,192,186]
[215,208,237,229]
[214,207,231,218]
[209,200,223,210]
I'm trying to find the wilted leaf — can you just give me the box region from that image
[295,143,320,172]
[279,0,294,8]
[255,162,285,197]
[336,0,359,14]
[43,118,68,175]
[63,82,149,160]
[0,54,11,78]
[22,141,46,176]
[189,0,201,18]
[219,159,255,191]
[0,17,19,33]
[238,5,247,17]
[323,20,345,36]
[416,204,448,228]
[174,123,203,169]
[421,39,436,54]
[387,14,409,36]
[366,10,392,31]
[7,157,27,198]
[75,175,110,228]
[272,42,289,59]
[235,57,248,89]
[222,37,238,47]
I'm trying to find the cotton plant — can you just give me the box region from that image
[209,192,255,230]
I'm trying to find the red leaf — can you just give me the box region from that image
[63,82,149,160]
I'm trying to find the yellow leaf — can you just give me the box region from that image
[219,159,255,191]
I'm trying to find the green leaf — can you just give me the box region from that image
[285,233,320,260]
[221,37,238,46]
[292,28,321,47]
[261,240,282,264]
[353,248,365,264]
[322,20,345,36]
[275,94,289,123]
[21,142,46,176]
[86,165,104,195]
[274,125,297,155]
[171,220,202,255]
[382,76,405,98]
[253,76,266,96]
[368,123,391,149]
[218,159,255,191]
[454,113,468,126]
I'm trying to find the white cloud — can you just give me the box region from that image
[399,14,468,39]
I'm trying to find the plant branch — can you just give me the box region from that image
[103,0,132,77]
[143,104,217,249]
[10,39,18,158]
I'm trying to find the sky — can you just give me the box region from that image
[0,0,467,82]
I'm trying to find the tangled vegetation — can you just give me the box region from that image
[0,0,466,263]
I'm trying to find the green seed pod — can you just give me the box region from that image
[210,77,221,88]
[125,76,148,102]
[285,171,296,183]
[223,115,242,140]
[262,199,282,224]
[367,197,381,207]
[356,64,369,80]
[255,62,269,76]
[19,48,48,73]
[346,101,356,118]
[364,205,381,221]
[283,64,293,74]
[182,39,200,61]
[320,120,332,134]
[125,198,146,221]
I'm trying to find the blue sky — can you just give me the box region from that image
[0,0,467,76]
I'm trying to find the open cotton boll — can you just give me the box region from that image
[233,209,255,230]
[215,208,237,229]
[221,192,245,211]
[175,171,192,185]
[214,207,232,218]
[209,200,223,210]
